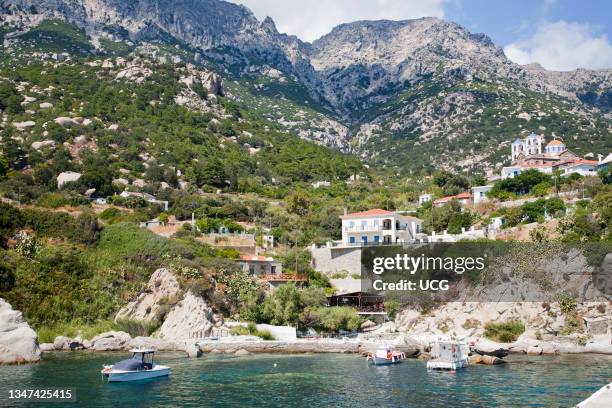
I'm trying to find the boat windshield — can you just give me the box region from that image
[130,352,154,367]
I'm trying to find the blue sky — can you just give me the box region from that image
[232,0,612,71]
[445,0,611,45]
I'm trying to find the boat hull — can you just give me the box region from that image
[427,358,469,371]
[368,356,402,366]
[104,366,171,382]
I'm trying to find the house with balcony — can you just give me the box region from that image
[340,209,423,246]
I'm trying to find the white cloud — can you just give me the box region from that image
[232,0,446,42]
[504,21,612,71]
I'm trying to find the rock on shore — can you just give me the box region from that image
[159,292,215,341]
[115,268,181,322]
[0,298,41,364]
[89,331,132,351]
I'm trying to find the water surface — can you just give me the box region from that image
[0,352,610,407]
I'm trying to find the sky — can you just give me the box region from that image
[231,0,612,71]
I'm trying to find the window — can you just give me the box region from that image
[374,235,380,243]
[361,236,368,243]
[349,221,354,229]
[361,220,367,230]
[349,236,356,244]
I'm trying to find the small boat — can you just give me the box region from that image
[427,340,469,371]
[367,346,406,365]
[101,349,171,382]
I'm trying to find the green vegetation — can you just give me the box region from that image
[229,322,275,340]
[484,320,526,343]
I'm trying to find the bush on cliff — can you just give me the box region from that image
[484,320,525,343]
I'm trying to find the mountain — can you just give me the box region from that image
[1,0,610,173]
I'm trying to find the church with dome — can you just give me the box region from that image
[502,133,599,179]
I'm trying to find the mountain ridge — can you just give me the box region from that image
[1,0,610,173]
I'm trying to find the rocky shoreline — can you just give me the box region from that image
[35,331,612,360]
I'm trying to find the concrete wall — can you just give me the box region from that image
[309,246,362,275]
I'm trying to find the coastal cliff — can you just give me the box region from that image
[0,298,41,364]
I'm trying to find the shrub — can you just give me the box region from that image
[556,291,577,314]
[230,325,250,336]
[114,318,159,337]
[315,306,362,332]
[383,300,400,319]
[484,320,525,343]
[254,329,275,341]
[36,193,69,208]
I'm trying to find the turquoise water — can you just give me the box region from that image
[0,352,610,407]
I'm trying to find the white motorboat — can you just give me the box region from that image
[427,340,469,371]
[102,349,171,382]
[367,346,406,366]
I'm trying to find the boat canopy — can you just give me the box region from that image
[113,358,147,371]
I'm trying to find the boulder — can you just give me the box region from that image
[39,102,53,109]
[89,331,131,351]
[470,354,505,365]
[472,338,509,358]
[115,268,181,322]
[54,117,80,127]
[185,342,201,358]
[31,140,55,150]
[12,120,36,130]
[0,298,41,364]
[234,349,250,356]
[527,345,543,356]
[69,336,85,350]
[57,171,82,189]
[40,343,55,352]
[53,336,71,350]
[361,320,376,329]
[158,292,214,341]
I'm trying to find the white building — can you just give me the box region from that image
[419,194,432,205]
[236,255,282,276]
[472,185,493,204]
[433,192,472,207]
[554,160,599,177]
[312,181,331,189]
[511,133,543,161]
[340,209,423,246]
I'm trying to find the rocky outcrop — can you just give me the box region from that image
[0,298,41,364]
[56,171,82,189]
[88,331,131,351]
[115,268,181,323]
[472,338,509,358]
[158,292,214,341]
[53,335,85,351]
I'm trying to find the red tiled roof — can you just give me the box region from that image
[341,209,393,218]
[433,192,472,204]
[546,139,564,146]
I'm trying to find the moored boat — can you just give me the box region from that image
[367,346,406,365]
[427,340,469,371]
[101,349,171,382]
